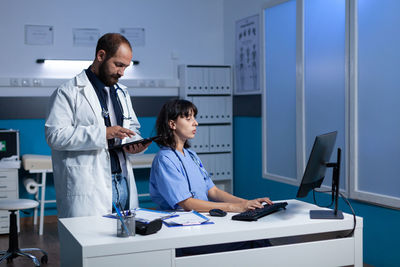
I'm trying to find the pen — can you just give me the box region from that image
[160,213,178,220]
[118,202,125,217]
[113,202,131,236]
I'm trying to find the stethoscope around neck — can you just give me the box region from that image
[172,149,211,199]
[114,84,132,121]
[101,84,132,122]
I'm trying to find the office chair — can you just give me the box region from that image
[0,199,48,266]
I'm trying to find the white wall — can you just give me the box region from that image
[0,0,224,80]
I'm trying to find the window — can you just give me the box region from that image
[263,0,400,208]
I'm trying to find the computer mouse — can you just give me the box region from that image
[209,209,227,217]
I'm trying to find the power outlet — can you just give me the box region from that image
[33,79,42,87]
[148,80,156,87]
[158,80,166,87]
[139,80,146,87]
[21,78,31,87]
[10,78,19,86]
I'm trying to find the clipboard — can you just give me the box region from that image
[110,136,160,150]
[163,210,213,227]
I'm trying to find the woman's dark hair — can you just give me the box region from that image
[155,99,198,149]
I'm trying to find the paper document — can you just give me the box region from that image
[103,208,175,222]
[135,208,175,222]
[163,211,210,226]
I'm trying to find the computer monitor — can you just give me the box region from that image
[296,131,343,219]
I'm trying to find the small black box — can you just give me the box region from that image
[135,219,162,235]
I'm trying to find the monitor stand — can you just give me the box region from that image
[310,209,343,219]
[310,148,344,220]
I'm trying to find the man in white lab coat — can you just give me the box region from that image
[45,33,148,218]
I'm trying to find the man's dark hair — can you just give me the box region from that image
[155,99,198,149]
[95,33,132,59]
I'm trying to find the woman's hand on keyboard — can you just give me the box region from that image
[230,197,273,212]
[246,197,273,210]
[255,197,274,206]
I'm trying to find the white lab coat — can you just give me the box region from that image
[45,70,141,218]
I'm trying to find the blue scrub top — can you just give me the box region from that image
[150,146,215,210]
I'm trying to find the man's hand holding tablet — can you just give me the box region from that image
[109,136,160,154]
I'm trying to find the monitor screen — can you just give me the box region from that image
[296,131,337,198]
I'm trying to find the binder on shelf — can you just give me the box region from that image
[191,125,209,153]
[214,153,232,180]
[208,68,216,93]
[198,154,215,178]
[202,68,210,93]
[209,125,232,153]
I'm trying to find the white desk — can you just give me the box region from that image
[21,153,156,235]
[58,199,363,267]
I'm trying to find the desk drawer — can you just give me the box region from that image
[0,190,17,200]
[0,170,17,179]
[0,211,9,222]
[175,238,355,267]
[0,180,17,191]
[0,220,9,234]
[0,170,17,191]
[84,249,172,267]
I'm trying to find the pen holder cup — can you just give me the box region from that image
[117,215,135,237]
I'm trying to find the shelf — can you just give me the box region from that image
[187,93,231,97]
[179,64,233,193]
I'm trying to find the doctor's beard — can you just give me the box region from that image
[98,60,121,86]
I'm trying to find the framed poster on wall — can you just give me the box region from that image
[235,14,260,95]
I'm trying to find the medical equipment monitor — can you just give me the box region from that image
[296,131,343,219]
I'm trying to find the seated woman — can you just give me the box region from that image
[150,99,272,212]
[150,99,272,256]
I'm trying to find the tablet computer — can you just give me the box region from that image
[110,136,160,150]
